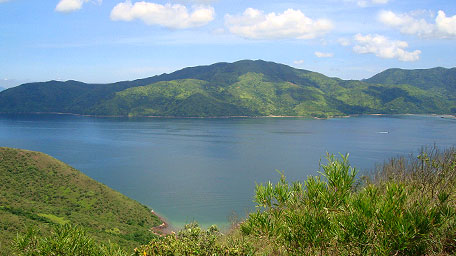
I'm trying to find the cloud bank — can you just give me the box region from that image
[379,10,456,38]
[352,34,421,62]
[110,1,215,29]
[225,8,333,40]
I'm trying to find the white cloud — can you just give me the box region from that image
[224,8,333,40]
[337,37,351,46]
[314,51,334,58]
[435,10,456,37]
[0,0,11,3]
[352,34,421,62]
[379,10,456,38]
[55,0,101,13]
[110,1,215,29]
[293,60,305,65]
[56,0,86,12]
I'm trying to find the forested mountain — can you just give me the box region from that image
[364,67,456,92]
[0,60,455,117]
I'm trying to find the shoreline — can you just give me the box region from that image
[150,210,174,235]
[0,112,455,120]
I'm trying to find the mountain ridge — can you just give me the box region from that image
[1,60,455,117]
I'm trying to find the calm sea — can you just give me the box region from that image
[1,114,455,228]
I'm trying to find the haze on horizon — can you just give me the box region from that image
[0,0,455,88]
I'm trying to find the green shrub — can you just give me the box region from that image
[13,224,127,256]
[240,150,456,255]
[135,222,256,255]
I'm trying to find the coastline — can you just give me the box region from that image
[0,112,455,120]
[150,210,174,235]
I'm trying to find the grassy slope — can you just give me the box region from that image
[0,147,162,255]
[0,60,455,117]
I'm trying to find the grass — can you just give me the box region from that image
[0,147,162,255]
[37,213,70,225]
[13,225,128,256]
[9,146,456,255]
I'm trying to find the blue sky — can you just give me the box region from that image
[0,0,455,88]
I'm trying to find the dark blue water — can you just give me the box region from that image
[1,114,455,228]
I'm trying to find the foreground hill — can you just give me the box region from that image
[1,60,455,117]
[0,147,162,255]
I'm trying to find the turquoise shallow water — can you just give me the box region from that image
[1,114,455,228]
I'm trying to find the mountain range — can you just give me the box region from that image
[0,60,455,118]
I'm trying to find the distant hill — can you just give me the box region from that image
[365,67,456,92]
[0,60,455,117]
[0,147,162,255]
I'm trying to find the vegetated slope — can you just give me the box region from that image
[93,71,455,117]
[1,60,455,117]
[364,67,456,114]
[0,147,162,255]
[0,80,134,114]
[365,67,456,92]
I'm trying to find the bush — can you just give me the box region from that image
[135,222,256,255]
[240,150,456,255]
[13,224,127,256]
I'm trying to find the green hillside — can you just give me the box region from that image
[93,70,455,117]
[0,147,162,255]
[1,60,455,117]
[365,67,456,92]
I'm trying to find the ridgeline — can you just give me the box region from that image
[0,60,455,118]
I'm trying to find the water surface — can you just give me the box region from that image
[1,114,455,228]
